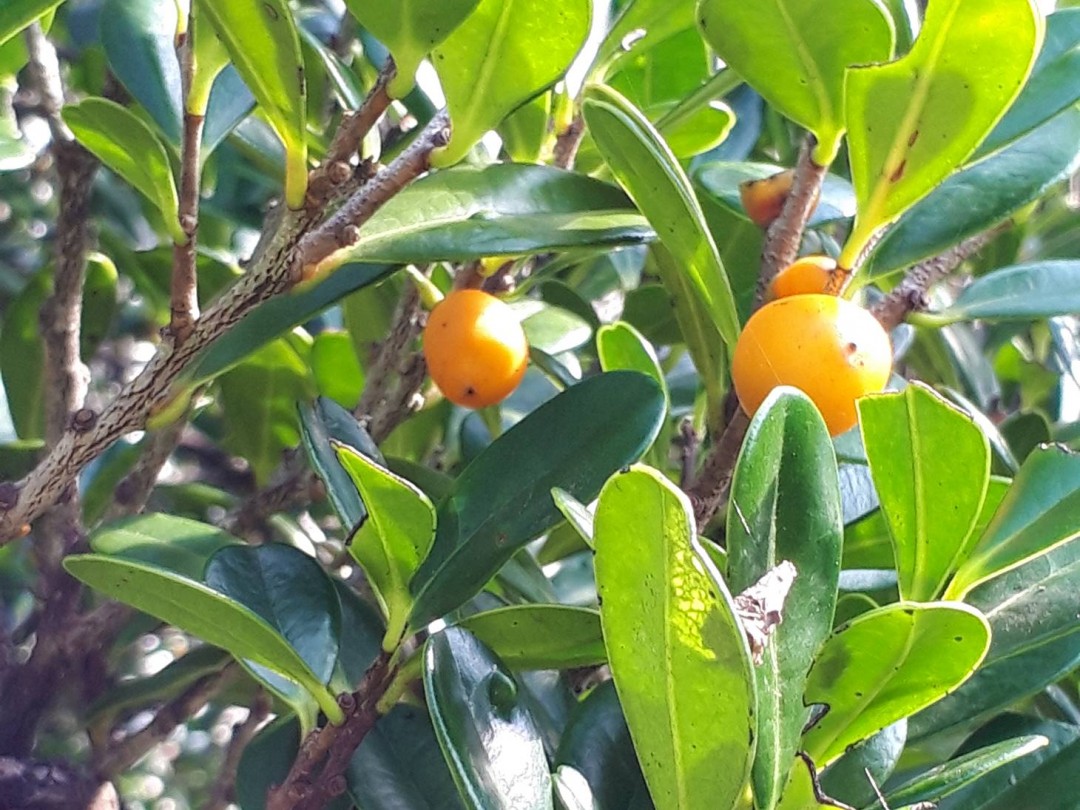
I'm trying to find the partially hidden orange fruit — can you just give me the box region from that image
[422,289,528,408]
[731,294,892,436]
[769,255,845,300]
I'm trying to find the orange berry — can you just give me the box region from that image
[731,295,892,436]
[769,255,843,300]
[739,169,821,229]
[422,290,529,408]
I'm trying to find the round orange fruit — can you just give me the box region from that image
[769,255,842,300]
[422,289,528,408]
[731,294,892,436]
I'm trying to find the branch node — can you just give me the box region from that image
[0,483,21,511]
[327,160,352,185]
[337,225,362,248]
[69,408,98,433]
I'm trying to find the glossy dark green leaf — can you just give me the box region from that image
[978,736,1080,810]
[197,0,308,206]
[869,735,1047,810]
[0,0,63,48]
[926,261,1080,324]
[979,8,1080,154]
[203,67,257,154]
[554,680,652,810]
[820,721,906,809]
[517,301,593,356]
[949,445,1080,597]
[343,0,479,97]
[80,253,118,359]
[430,0,590,167]
[583,84,740,351]
[217,339,313,486]
[89,512,238,580]
[424,627,552,809]
[347,703,466,810]
[330,580,384,692]
[841,0,1043,266]
[457,605,605,670]
[866,107,1080,279]
[298,396,381,534]
[595,465,755,810]
[409,372,665,628]
[0,271,48,440]
[697,0,895,164]
[335,442,435,646]
[100,0,182,142]
[64,98,184,243]
[693,161,856,227]
[802,601,991,766]
[858,384,991,601]
[64,554,343,721]
[236,716,299,810]
[191,263,394,384]
[912,535,1080,739]
[323,164,651,268]
[727,388,843,810]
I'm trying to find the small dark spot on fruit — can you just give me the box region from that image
[465,386,476,397]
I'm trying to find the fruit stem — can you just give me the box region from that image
[403,265,444,310]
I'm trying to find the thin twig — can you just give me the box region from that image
[202,691,271,810]
[297,111,451,273]
[553,110,584,170]
[872,226,1007,331]
[95,664,237,778]
[104,417,190,522]
[267,651,395,810]
[686,408,749,528]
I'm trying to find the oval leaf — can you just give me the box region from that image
[726,388,843,810]
[456,605,605,670]
[596,321,668,407]
[858,384,991,602]
[0,0,63,48]
[424,627,553,809]
[89,512,238,581]
[196,0,308,207]
[408,371,665,628]
[929,260,1080,324]
[842,0,1044,265]
[583,84,740,351]
[63,98,184,243]
[595,465,756,810]
[802,601,991,765]
[697,0,895,163]
[430,0,590,167]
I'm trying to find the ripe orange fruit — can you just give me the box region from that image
[739,169,820,229]
[731,294,892,436]
[768,255,845,300]
[422,289,528,408]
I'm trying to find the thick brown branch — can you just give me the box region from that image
[267,651,395,810]
[871,226,1007,331]
[755,138,829,307]
[686,408,749,528]
[95,664,237,778]
[297,110,451,272]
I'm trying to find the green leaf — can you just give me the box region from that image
[310,331,364,409]
[0,0,64,48]
[594,465,756,810]
[334,442,435,648]
[819,721,907,809]
[802,601,991,765]
[100,0,182,142]
[63,98,184,243]
[297,396,380,534]
[204,543,341,689]
[197,0,307,207]
[322,164,651,269]
[697,0,895,164]
[217,339,312,486]
[583,84,740,352]
[911,535,1080,739]
[430,0,590,167]
[516,300,593,356]
[408,371,665,628]
[550,487,594,547]
[977,737,1080,810]
[89,512,238,580]
[456,605,605,670]
[926,261,1080,324]
[597,321,668,408]
[979,8,1080,154]
[189,263,395,384]
[858,384,991,602]
[81,253,118,360]
[726,388,843,810]
[347,704,466,810]
[865,106,1080,279]
[693,160,857,227]
[64,554,343,721]
[841,0,1044,266]
[425,627,553,809]
[949,445,1080,597]
[343,0,480,98]
[554,680,652,810]
[0,271,48,440]
[869,735,1048,809]
[330,580,384,692]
